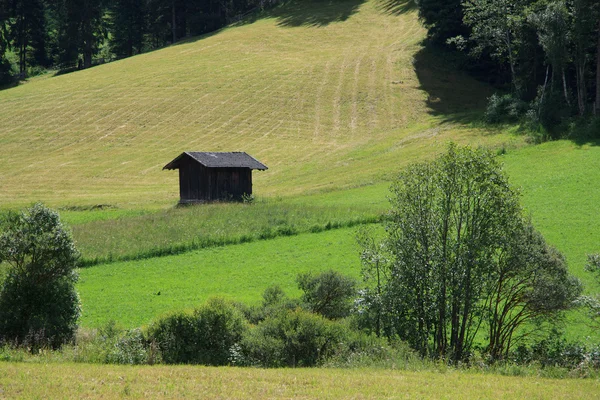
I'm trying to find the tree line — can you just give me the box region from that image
[415,0,600,133]
[0,0,278,85]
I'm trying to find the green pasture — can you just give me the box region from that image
[78,227,363,328]
[70,197,382,264]
[1,363,599,399]
[74,140,600,343]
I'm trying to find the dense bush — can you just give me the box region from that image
[485,93,528,124]
[238,308,344,367]
[148,297,246,365]
[105,328,157,365]
[0,204,80,350]
[510,332,600,371]
[297,270,356,320]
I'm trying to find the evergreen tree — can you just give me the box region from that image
[109,0,146,58]
[7,0,49,76]
[55,0,107,68]
[0,0,13,84]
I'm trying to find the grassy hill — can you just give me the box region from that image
[0,0,514,209]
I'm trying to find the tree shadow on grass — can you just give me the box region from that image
[413,45,495,127]
[269,0,366,28]
[375,0,416,16]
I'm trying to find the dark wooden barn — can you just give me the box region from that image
[163,152,268,203]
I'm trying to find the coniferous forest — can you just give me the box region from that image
[0,0,277,82]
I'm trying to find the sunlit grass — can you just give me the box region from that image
[77,227,362,328]
[1,362,598,399]
[0,0,518,210]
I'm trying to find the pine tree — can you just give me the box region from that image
[109,0,146,58]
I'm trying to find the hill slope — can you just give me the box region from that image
[0,0,512,208]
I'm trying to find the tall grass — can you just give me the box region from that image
[1,361,598,399]
[73,200,383,265]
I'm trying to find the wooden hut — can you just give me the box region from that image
[163,152,268,203]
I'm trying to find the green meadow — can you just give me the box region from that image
[1,363,599,399]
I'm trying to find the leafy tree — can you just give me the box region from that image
[462,0,529,92]
[486,220,581,360]
[359,144,580,362]
[0,203,80,350]
[415,0,468,46]
[529,1,571,106]
[297,270,356,320]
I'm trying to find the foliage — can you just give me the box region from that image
[358,144,581,362]
[148,297,246,365]
[105,328,157,365]
[238,308,343,367]
[416,0,467,46]
[413,0,600,131]
[510,330,600,370]
[297,270,356,320]
[0,203,80,350]
[485,220,582,360]
[578,254,600,328]
[485,93,528,123]
[109,0,146,58]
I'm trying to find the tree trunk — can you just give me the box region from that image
[596,22,600,115]
[506,31,518,93]
[172,0,177,44]
[562,69,571,107]
[576,61,587,116]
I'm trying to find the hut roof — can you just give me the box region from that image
[163,152,268,171]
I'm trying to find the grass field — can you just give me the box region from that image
[1,363,599,399]
[78,227,363,327]
[74,140,600,341]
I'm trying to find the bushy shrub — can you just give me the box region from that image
[0,57,14,86]
[105,328,158,365]
[324,329,421,369]
[148,297,246,365]
[509,332,597,370]
[0,204,80,350]
[529,89,572,138]
[297,270,356,320]
[239,308,344,367]
[485,93,528,124]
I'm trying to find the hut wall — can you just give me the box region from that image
[177,158,252,202]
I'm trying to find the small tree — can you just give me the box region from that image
[297,270,356,320]
[359,144,581,363]
[0,203,80,349]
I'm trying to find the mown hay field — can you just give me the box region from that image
[0,0,515,209]
[1,363,599,399]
